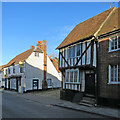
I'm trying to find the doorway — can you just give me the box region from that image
[85,73,95,96]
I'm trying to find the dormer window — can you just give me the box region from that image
[109,36,120,52]
[35,52,39,57]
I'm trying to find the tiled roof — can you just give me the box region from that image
[56,7,116,49]
[0,65,7,71]
[50,58,60,72]
[2,47,35,68]
[98,7,120,35]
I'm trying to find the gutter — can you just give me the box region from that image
[57,35,94,50]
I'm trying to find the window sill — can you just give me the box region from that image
[65,82,81,84]
[108,82,120,85]
[109,49,120,53]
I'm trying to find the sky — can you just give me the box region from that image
[1,2,119,66]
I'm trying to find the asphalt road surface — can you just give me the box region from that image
[2,91,106,118]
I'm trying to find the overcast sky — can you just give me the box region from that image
[1,2,118,65]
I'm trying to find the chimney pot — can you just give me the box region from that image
[30,46,34,49]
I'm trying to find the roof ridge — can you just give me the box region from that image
[94,7,116,37]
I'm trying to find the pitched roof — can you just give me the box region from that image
[50,58,60,72]
[98,7,120,35]
[2,47,35,68]
[0,65,7,71]
[8,47,35,67]
[56,7,116,49]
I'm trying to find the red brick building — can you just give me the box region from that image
[56,7,120,107]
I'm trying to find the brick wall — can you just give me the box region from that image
[98,38,120,99]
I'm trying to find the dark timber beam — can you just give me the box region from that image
[75,40,94,66]
[60,52,70,67]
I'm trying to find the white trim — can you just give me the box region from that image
[65,69,79,83]
[108,64,120,84]
[108,82,120,85]
[109,65,111,83]
[109,36,120,52]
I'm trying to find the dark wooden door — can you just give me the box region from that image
[85,74,95,96]
[8,79,10,90]
[16,80,18,91]
[33,80,38,90]
[16,77,21,91]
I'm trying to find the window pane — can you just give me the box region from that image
[118,65,120,82]
[118,37,120,48]
[69,47,71,58]
[70,71,73,82]
[111,36,117,50]
[77,44,80,56]
[66,71,69,82]
[111,66,113,82]
[74,71,78,82]
[64,49,66,58]
[67,49,69,59]
[72,46,75,57]
[115,65,117,82]
[115,37,117,49]
[47,79,52,86]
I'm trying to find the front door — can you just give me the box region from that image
[16,77,21,91]
[85,73,95,96]
[8,79,10,90]
[33,79,38,90]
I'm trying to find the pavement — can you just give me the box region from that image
[2,89,120,118]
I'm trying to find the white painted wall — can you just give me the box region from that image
[0,71,4,87]
[25,52,44,91]
[47,56,61,88]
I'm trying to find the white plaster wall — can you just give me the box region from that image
[0,71,3,87]
[47,56,61,88]
[25,52,44,91]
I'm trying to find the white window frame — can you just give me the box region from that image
[109,36,120,52]
[65,69,79,84]
[108,64,120,84]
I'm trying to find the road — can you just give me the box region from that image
[2,91,106,118]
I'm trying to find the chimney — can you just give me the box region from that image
[37,41,42,49]
[30,45,34,49]
[36,40,47,89]
[42,40,47,89]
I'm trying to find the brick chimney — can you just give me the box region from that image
[30,45,34,49]
[37,40,47,89]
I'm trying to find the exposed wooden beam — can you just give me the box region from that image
[60,52,70,67]
[75,40,94,66]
